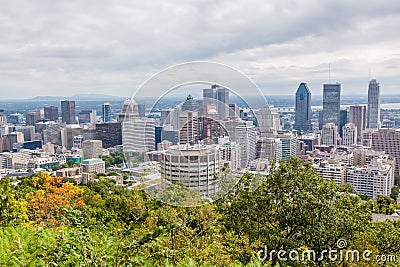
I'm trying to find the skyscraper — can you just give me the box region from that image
[367,79,381,129]
[294,82,312,131]
[236,121,256,168]
[322,83,341,126]
[61,100,76,124]
[217,87,229,120]
[102,102,111,122]
[44,106,58,122]
[203,85,229,120]
[178,111,199,144]
[339,110,348,138]
[349,105,366,140]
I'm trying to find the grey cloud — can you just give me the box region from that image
[0,0,400,98]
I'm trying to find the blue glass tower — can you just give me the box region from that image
[294,82,312,131]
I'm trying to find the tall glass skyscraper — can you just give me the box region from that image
[102,102,111,122]
[294,82,312,131]
[322,83,341,126]
[367,79,381,129]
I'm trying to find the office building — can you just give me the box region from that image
[321,123,338,146]
[138,104,146,118]
[15,126,35,141]
[256,105,281,131]
[256,137,282,162]
[349,105,366,140]
[102,102,112,122]
[229,103,240,118]
[236,121,256,168]
[61,100,76,124]
[322,83,341,126]
[8,113,23,124]
[203,84,229,120]
[277,130,297,163]
[363,129,400,174]
[342,123,357,146]
[367,79,381,129]
[44,106,58,122]
[73,135,83,149]
[0,109,6,125]
[159,144,220,198]
[122,118,155,152]
[178,111,199,144]
[82,140,103,159]
[294,82,312,131]
[118,99,139,122]
[181,95,200,113]
[78,110,96,124]
[339,110,348,138]
[25,111,41,126]
[82,158,106,174]
[220,142,241,170]
[95,122,122,148]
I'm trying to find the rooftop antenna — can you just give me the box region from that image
[369,68,371,81]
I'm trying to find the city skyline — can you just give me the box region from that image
[1,1,400,98]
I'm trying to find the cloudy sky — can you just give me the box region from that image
[1,0,400,99]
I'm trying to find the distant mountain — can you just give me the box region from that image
[25,94,126,101]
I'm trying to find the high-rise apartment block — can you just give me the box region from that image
[294,82,312,131]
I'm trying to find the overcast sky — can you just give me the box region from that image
[1,0,400,99]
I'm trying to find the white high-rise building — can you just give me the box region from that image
[321,123,338,146]
[160,144,220,197]
[122,118,155,152]
[367,79,381,129]
[236,121,257,168]
[342,123,357,146]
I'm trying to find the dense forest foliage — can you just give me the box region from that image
[0,158,399,266]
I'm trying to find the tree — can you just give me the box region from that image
[395,174,400,186]
[27,172,84,226]
[376,195,395,215]
[390,186,399,202]
[219,157,371,266]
